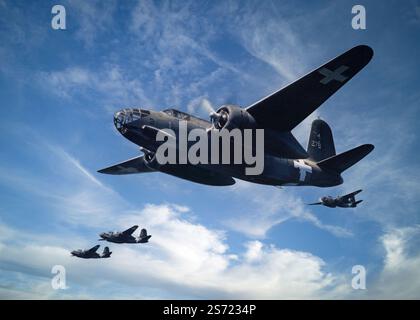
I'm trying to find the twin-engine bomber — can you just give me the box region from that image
[98,45,374,188]
[308,189,363,208]
[99,225,152,244]
[71,245,112,259]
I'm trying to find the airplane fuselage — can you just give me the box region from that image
[100,234,151,244]
[114,108,343,188]
[320,196,357,208]
[71,251,100,259]
[100,234,137,243]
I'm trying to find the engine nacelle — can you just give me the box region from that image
[211,105,257,130]
[142,148,161,170]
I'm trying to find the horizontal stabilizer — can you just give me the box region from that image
[317,144,374,173]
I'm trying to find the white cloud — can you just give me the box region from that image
[366,226,420,299]
[0,133,348,299]
[0,207,344,299]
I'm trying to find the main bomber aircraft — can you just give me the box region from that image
[98,45,374,188]
[99,225,152,244]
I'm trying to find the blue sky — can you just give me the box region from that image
[0,0,420,299]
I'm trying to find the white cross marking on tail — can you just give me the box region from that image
[293,160,312,182]
[318,65,349,84]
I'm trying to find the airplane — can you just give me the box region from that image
[99,225,152,244]
[308,189,363,208]
[98,45,374,188]
[70,245,112,259]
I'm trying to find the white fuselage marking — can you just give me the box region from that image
[293,159,312,182]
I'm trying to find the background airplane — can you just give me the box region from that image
[98,45,374,188]
[99,226,152,244]
[308,189,363,208]
[71,245,112,259]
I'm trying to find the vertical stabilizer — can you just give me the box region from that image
[307,119,336,161]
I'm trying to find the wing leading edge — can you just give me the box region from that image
[88,245,100,253]
[122,225,139,235]
[98,156,235,186]
[246,45,374,132]
[341,189,363,201]
[97,156,153,175]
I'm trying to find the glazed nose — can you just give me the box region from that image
[114,110,127,130]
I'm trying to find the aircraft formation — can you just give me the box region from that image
[71,226,151,259]
[75,45,375,259]
[98,45,374,190]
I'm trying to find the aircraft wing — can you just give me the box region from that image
[246,45,373,131]
[307,202,322,205]
[122,225,139,235]
[88,245,100,253]
[97,156,153,175]
[341,189,362,201]
[98,156,235,185]
[160,164,236,186]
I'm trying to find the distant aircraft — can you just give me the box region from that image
[99,45,374,188]
[71,245,112,259]
[308,189,363,208]
[99,225,152,244]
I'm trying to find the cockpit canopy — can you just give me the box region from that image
[162,108,191,120]
[114,108,150,129]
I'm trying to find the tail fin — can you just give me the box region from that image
[307,119,336,161]
[101,246,112,258]
[140,229,147,238]
[317,144,374,173]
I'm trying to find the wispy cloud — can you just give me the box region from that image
[366,226,420,298]
[38,65,152,113]
[226,182,353,238]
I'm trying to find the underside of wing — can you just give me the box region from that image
[122,225,139,235]
[160,165,236,186]
[246,45,374,131]
[89,245,100,252]
[341,189,362,201]
[97,156,153,175]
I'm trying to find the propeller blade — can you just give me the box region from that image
[201,98,216,114]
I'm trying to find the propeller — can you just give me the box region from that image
[201,99,224,128]
[193,98,234,129]
[210,109,229,129]
[200,98,216,115]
